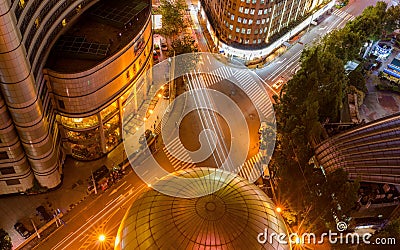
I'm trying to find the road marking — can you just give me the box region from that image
[123,184,133,190]
[276,58,287,64]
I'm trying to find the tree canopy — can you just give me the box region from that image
[159,0,187,38]
[0,229,12,250]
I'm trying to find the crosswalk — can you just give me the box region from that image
[238,152,263,181]
[192,66,235,88]
[331,8,355,21]
[163,137,196,171]
[233,70,274,120]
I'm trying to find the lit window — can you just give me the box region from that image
[244,8,249,14]
[252,0,256,3]
[264,9,268,14]
[253,39,257,44]
[264,27,268,32]
[246,0,250,3]
[236,27,240,33]
[258,39,262,44]
[241,28,246,34]
[260,28,263,34]
[256,19,260,24]
[238,17,242,23]
[258,9,263,15]
[254,29,258,34]
[247,29,251,34]
[35,18,40,28]
[239,7,243,12]
[245,39,250,44]
[248,19,253,25]
[261,0,265,4]
[19,0,25,8]
[243,18,247,24]
[228,34,232,39]
[261,19,265,24]
[250,8,255,15]
[230,24,233,30]
[231,15,235,20]
[62,19,67,27]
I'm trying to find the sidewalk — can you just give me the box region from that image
[0,142,127,249]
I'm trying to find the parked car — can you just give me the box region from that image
[14,222,31,239]
[36,205,52,222]
[272,79,284,89]
[89,165,110,183]
[153,50,159,63]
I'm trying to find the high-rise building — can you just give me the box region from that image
[0,0,152,194]
[199,0,331,60]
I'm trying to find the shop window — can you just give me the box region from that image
[104,114,121,152]
[100,101,118,120]
[6,179,20,186]
[0,167,15,175]
[0,152,9,160]
[60,114,99,129]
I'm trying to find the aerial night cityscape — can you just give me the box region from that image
[0,0,400,249]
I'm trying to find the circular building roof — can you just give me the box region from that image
[115,168,289,250]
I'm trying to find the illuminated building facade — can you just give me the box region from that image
[199,0,331,60]
[0,0,152,194]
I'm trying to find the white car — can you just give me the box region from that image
[272,79,284,89]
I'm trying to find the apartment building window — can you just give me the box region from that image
[6,179,20,186]
[256,19,260,24]
[248,19,253,25]
[262,19,265,24]
[252,0,256,3]
[258,9,263,15]
[236,27,240,32]
[239,7,243,12]
[261,0,265,3]
[264,27,268,32]
[229,24,233,30]
[247,29,251,34]
[243,18,247,24]
[264,9,268,14]
[250,9,255,15]
[258,39,262,44]
[253,39,257,44]
[241,28,246,34]
[254,29,258,34]
[246,0,250,3]
[244,8,249,14]
[259,28,263,34]
[245,39,250,44]
[58,100,65,109]
[238,17,242,23]
[231,15,235,20]
[0,152,9,160]
[0,167,15,175]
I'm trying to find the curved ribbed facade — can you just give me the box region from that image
[0,0,152,194]
[116,168,289,250]
[314,113,400,185]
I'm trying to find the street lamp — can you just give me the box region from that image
[98,234,106,242]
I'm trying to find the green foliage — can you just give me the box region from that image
[159,0,187,38]
[348,70,367,92]
[0,228,12,250]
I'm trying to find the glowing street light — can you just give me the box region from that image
[276,207,282,213]
[98,234,106,242]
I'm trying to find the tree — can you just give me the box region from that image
[159,0,187,39]
[0,228,12,250]
[348,70,367,92]
[384,5,400,34]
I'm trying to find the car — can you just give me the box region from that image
[272,79,284,89]
[36,205,52,222]
[90,165,109,183]
[14,222,31,239]
[153,50,159,63]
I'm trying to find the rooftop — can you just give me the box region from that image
[45,0,150,73]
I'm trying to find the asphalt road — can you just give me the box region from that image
[32,1,391,249]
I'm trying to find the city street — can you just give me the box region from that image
[27,0,393,249]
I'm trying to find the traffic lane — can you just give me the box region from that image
[33,173,146,250]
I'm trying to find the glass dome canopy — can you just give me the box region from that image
[115,168,289,250]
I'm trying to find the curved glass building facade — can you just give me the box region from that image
[0,0,152,194]
[115,168,290,249]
